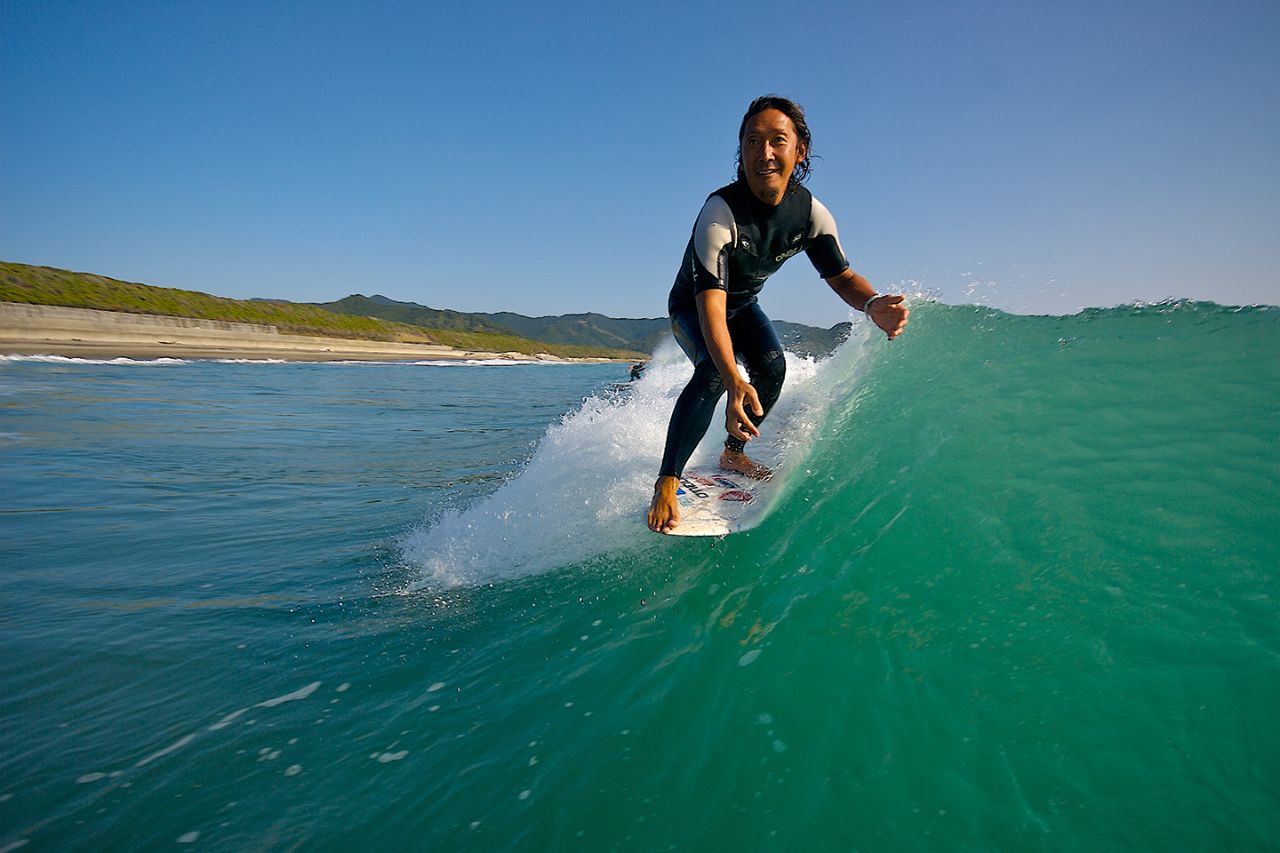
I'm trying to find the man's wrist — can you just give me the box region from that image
[863,294,884,316]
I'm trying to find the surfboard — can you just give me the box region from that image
[665,468,780,537]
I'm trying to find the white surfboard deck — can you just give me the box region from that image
[665,468,780,537]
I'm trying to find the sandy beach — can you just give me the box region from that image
[0,302,619,363]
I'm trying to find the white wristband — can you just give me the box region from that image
[863,294,884,316]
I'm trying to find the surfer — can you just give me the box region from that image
[648,95,909,534]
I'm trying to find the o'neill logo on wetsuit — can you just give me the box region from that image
[775,235,805,263]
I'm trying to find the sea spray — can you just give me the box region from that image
[401,314,878,588]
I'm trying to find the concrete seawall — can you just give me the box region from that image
[0,301,576,362]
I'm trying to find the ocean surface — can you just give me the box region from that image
[2,299,1277,851]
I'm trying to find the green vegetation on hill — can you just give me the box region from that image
[315,295,516,336]
[1,261,845,359]
[473,309,667,351]
[318,294,852,358]
[0,262,643,359]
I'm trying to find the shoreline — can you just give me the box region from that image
[0,302,627,364]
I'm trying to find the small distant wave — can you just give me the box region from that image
[398,359,584,367]
[0,354,190,366]
[331,358,564,367]
[0,354,585,367]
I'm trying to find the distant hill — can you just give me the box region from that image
[314,294,852,358]
[316,295,516,336]
[0,260,849,360]
[0,262,643,360]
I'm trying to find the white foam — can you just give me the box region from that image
[0,354,188,366]
[403,322,874,589]
[209,682,320,732]
[407,359,573,367]
[208,708,248,731]
[135,733,197,768]
[256,681,321,708]
[336,358,574,367]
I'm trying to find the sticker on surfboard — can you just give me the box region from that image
[664,468,781,537]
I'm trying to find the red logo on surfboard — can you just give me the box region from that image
[719,490,753,502]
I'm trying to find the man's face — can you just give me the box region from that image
[740,108,806,205]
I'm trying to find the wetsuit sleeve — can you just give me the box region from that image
[805,197,850,278]
[689,195,736,295]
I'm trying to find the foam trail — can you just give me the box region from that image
[402,315,876,589]
[134,733,197,768]
[330,359,564,367]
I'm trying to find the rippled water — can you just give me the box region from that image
[2,300,1277,850]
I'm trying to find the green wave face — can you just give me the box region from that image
[391,300,1279,850]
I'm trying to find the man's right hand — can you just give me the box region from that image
[726,379,764,442]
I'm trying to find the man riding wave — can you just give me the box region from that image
[648,95,909,534]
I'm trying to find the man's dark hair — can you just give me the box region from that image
[735,95,813,186]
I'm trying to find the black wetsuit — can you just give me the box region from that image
[658,179,849,478]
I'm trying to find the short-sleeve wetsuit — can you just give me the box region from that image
[658,178,850,478]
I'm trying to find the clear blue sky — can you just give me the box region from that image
[3,0,1277,326]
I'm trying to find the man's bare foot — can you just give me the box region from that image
[647,476,681,534]
[719,448,772,480]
